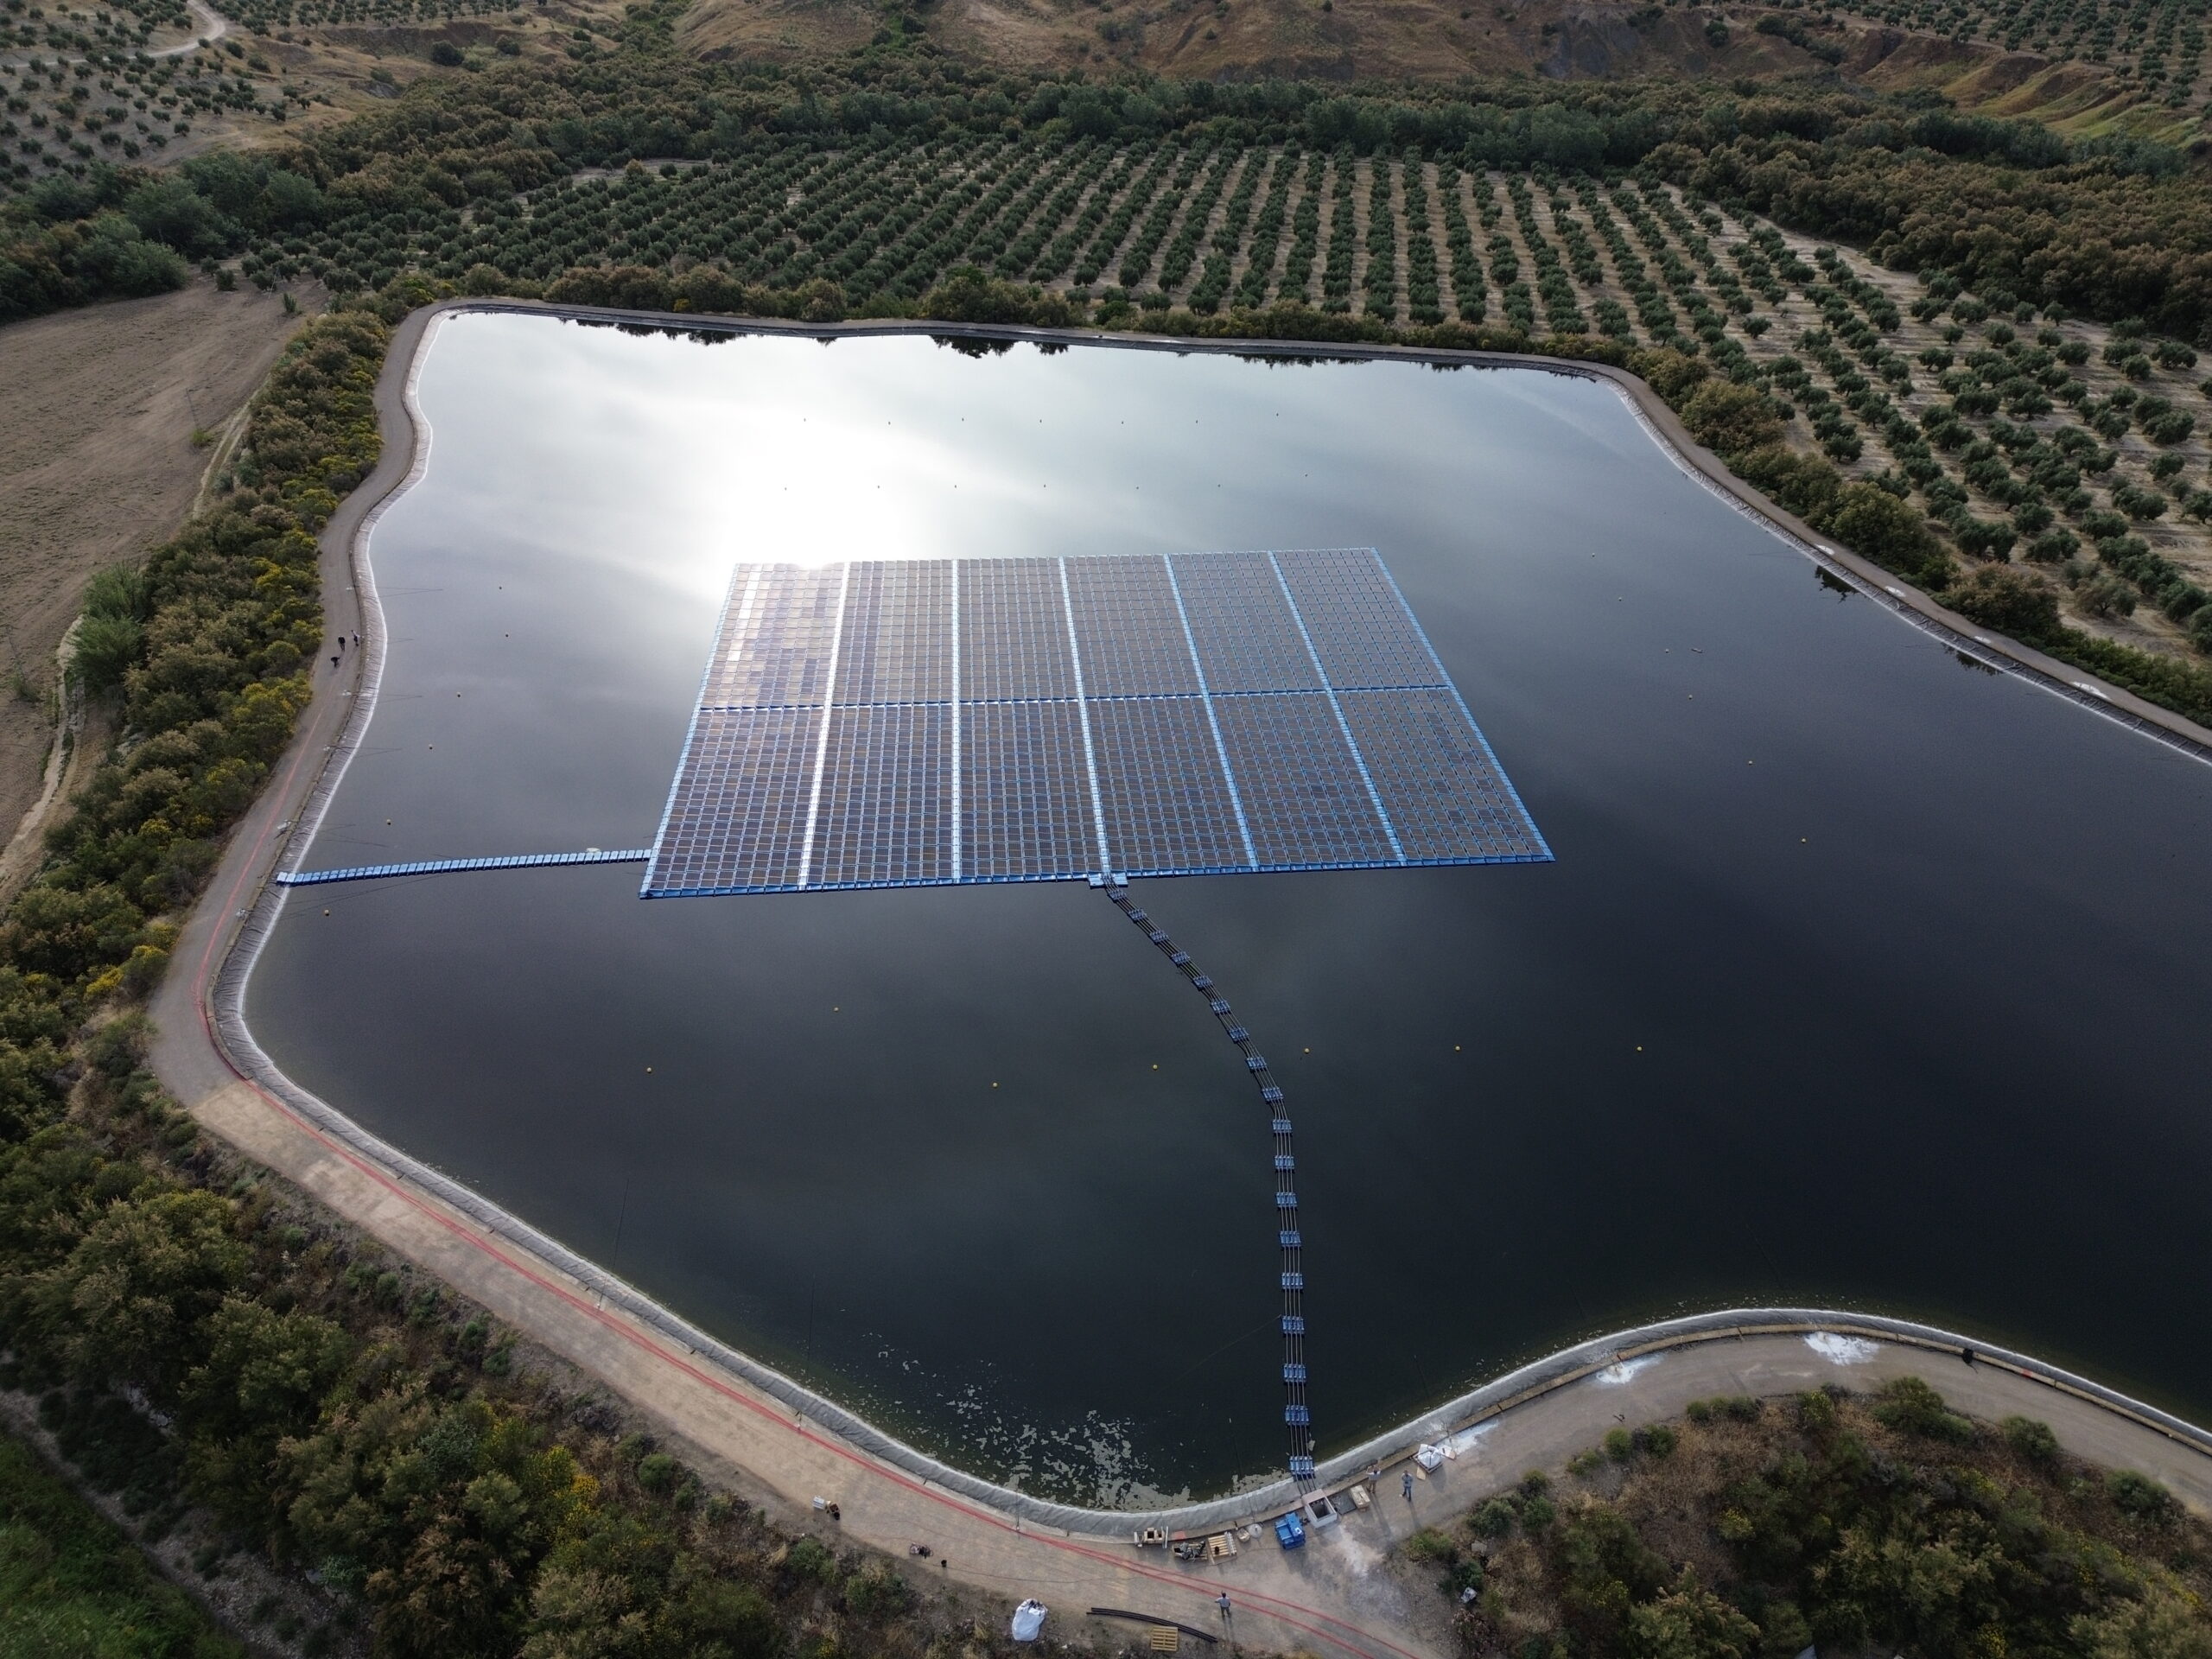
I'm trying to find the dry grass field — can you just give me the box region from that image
[0,276,302,881]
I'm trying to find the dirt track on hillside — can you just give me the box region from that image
[0,280,303,880]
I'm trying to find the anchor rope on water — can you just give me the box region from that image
[1092,874,1316,1488]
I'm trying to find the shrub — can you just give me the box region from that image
[1681,379,1782,457]
[1732,442,1842,523]
[918,264,1076,327]
[1471,1497,1519,1537]
[663,1581,783,1658]
[1624,1573,1761,1659]
[1870,1376,1979,1442]
[1796,1389,1838,1433]
[1829,483,1951,585]
[2002,1416,2059,1465]
[73,613,148,696]
[842,1564,910,1620]
[2107,1470,2177,1522]
[1630,346,1708,404]
[1406,1527,1460,1562]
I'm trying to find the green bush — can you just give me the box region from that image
[1472,1496,1520,1537]
[2107,1469,2177,1522]
[785,1537,837,1583]
[1681,380,1784,458]
[69,565,154,695]
[842,1564,910,1620]
[1831,482,1952,585]
[1732,442,1844,524]
[1870,1376,1979,1443]
[2002,1416,2059,1465]
[917,264,1077,327]
[1631,346,1709,404]
[1624,1573,1760,1659]
[1407,1527,1460,1562]
[1946,566,2062,645]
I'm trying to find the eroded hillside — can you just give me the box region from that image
[677,0,2186,133]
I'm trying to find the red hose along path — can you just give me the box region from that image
[184,750,1424,1659]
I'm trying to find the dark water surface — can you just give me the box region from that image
[249,313,2212,1502]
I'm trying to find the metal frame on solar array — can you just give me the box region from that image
[643,549,1549,897]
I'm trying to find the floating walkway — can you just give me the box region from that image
[1095,874,1317,1485]
[276,849,652,887]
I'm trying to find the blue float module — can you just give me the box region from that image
[276,849,652,886]
[642,548,1550,898]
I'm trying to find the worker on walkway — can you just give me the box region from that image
[1217,1592,1231,1625]
[1402,1469,1414,1503]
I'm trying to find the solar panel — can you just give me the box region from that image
[643,549,1549,897]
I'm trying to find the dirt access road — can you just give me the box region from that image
[0,278,302,893]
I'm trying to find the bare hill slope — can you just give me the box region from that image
[680,0,2168,131]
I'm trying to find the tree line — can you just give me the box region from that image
[5,8,2212,335]
[0,308,1025,1659]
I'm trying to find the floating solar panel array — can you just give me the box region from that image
[643,549,1549,897]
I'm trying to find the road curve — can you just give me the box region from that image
[157,0,231,59]
[147,299,2212,1659]
[3,0,226,67]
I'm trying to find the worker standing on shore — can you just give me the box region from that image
[1402,1469,1414,1504]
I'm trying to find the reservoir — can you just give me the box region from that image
[247,311,2212,1503]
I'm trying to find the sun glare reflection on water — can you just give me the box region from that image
[245,312,2212,1503]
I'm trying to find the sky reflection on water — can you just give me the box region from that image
[248,315,2212,1502]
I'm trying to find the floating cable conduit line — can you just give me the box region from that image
[1095,872,1317,1488]
[276,849,652,886]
